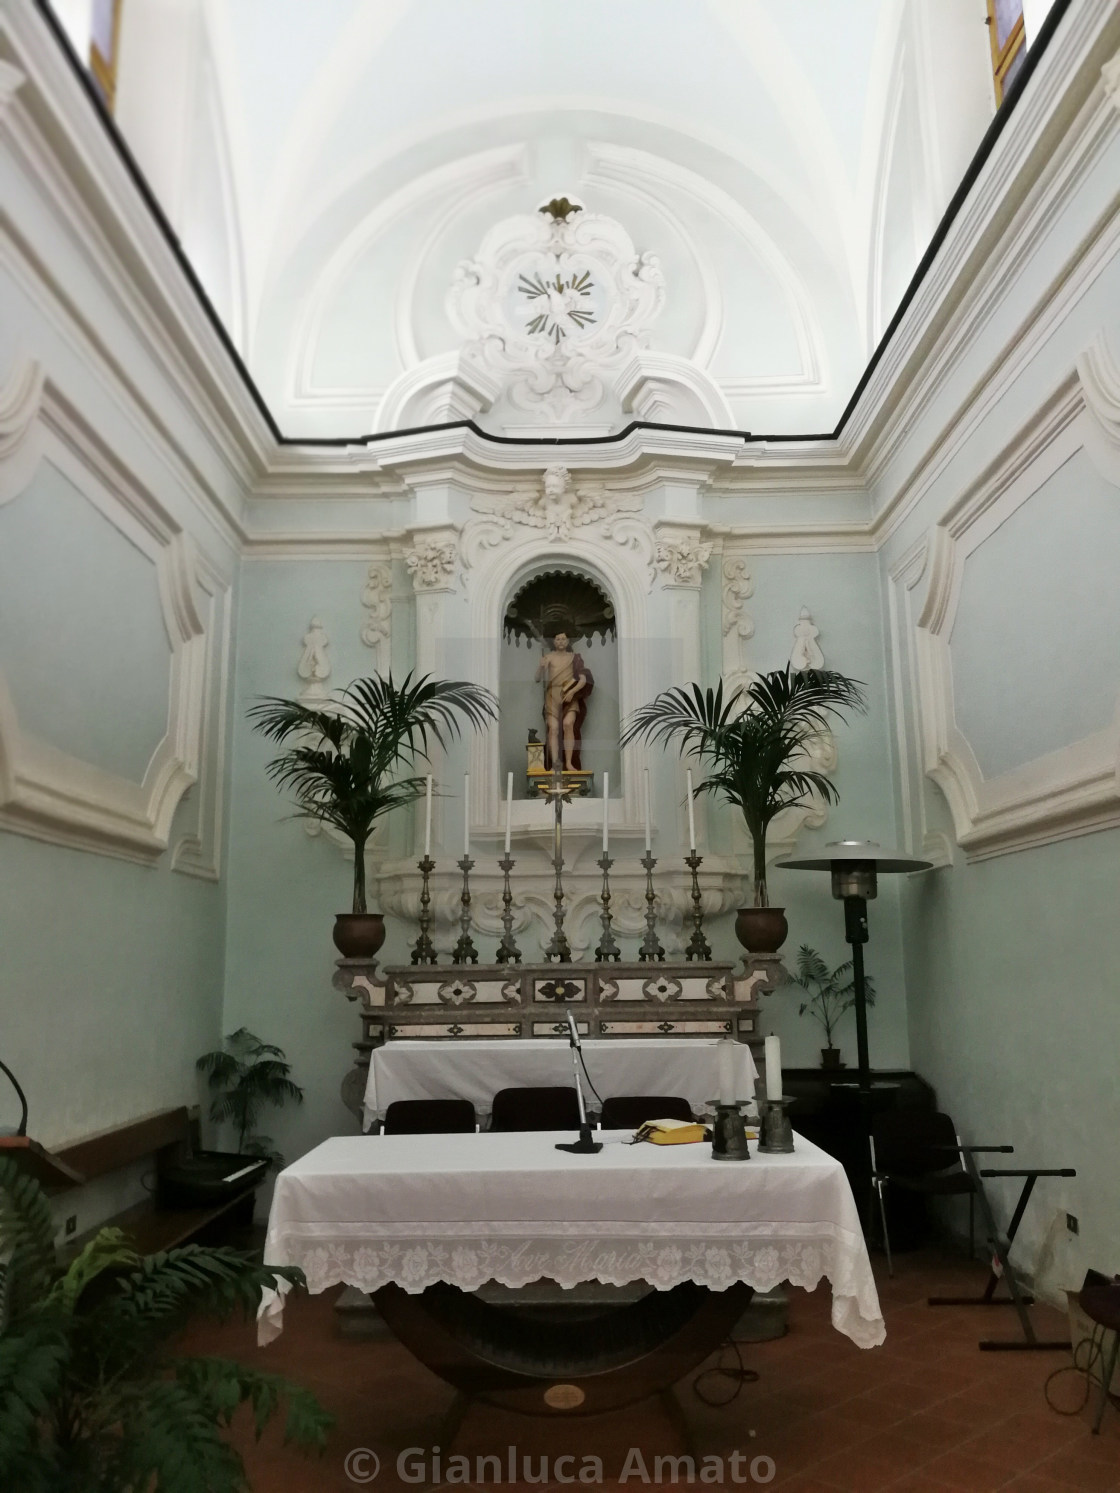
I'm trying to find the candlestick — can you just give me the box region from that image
[542,766,573,963]
[643,767,652,852]
[710,1102,752,1161]
[423,775,432,857]
[718,1037,736,1106]
[683,850,712,962]
[504,771,513,854]
[686,768,696,851]
[495,853,521,964]
[463,773,470,857]
[602,771,609,853]
[758,1096,795,1155]
[637,851,665,962]
[594,853,621,962]
[765,1034,782,1101]
[451,854,478,965]
[410,854,438,965]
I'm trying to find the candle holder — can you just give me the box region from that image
[758,1097,795,1154]
[594,853,621,962]
[710,1102,752,1161]
[494,854,522,965]
[451,855,479,965]
[638,852,665,962]
[683,851,712,962]
[410,854,438,965]
[542,845,572,963]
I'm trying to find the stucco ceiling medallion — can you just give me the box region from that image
[447,198,666,429]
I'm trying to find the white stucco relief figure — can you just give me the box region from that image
[471,465,645,543]
[296,617,331,702]
[447,198,665,427]
[405,537,458,591]
[655,532,713,586]
[790,607,825,671]
[721,558,755,695]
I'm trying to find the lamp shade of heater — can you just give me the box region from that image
[775,839,933,899]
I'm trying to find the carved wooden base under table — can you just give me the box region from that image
[334,956,787,1122]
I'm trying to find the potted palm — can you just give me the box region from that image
[789,944,876,1068]
[622,666,866,952]
[248,672,497,957]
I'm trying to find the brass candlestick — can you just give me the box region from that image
[451,855,479,965]
[495,854,521,964]
[594,853,621,962]
[683,851,712,962]
[410,854,438,965]
[638,851,665,962]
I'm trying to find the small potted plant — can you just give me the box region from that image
[622,666,866,952]
[248,671,497,957]
[196,1027,304,1171]
[789,943,876,1069]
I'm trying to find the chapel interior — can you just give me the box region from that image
[2,1,1120,1490]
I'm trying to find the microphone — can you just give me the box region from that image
[555,1009,602,1155]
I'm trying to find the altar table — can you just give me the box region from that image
[361,1036,759,1130]
[259,1129,884,1350]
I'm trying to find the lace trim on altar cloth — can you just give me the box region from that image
[257,1221,885,1351]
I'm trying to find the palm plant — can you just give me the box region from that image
[0,1157,332,1493]
[622,666,866,907]
[247,672,498,914]
[196,1028,303,1168]
[790,943,876,1053]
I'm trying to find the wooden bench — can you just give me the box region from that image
[2,1106,261,1256]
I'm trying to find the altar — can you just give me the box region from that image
[362,1035,759,1129]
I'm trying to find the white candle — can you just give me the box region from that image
[643,767,652,852]
[718,1038,736,1106]
[765,1034,782,1102]
[686,768,696,851]
[602,772,609,853]
[423,775,432,857]
[504,771,513,854]
[463,773,470,856]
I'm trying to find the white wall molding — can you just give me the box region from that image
[171,544,232,880]
[1077,330,1120,483]
[908,380,1120,861]
[0,356,212,864]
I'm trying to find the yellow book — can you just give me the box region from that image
[633,1118,710,1145]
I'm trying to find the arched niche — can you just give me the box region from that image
[499,566,622,799]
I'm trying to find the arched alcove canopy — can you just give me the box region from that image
[499,565,621,800]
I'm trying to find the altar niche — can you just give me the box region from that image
[499,568,621,800]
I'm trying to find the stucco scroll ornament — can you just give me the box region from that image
[721,558,756,696]
[447,200,666,426]
[360,561,392,657]
[405,537,458,591]
[655,534,713,587]
[789,607,825,671]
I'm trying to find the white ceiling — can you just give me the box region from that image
[109,0,997,437]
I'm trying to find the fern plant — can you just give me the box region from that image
[790,943,877,1051]
[196,1028,303,1169]
[0,1157,332,1493]
[622,666,866,906]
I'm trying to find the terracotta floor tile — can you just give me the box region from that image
[918,1448,1017,1489]
[1028,1447,1120,1490]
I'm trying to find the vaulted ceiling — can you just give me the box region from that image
[106,0,997,437]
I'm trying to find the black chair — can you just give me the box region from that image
[869,1109,976,1276]
[489,1086,581,1132]
[600,1095,694,1129]
[382,1099,477,1135]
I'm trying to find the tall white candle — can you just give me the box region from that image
[423,775,432,857]
[602,772,609,853]
[718,1038,736,1106]
[463,774,470,857]
[686,768,696,851]
[643,767,652,852]
[504,771,513,854]
[765,1034,782,1102]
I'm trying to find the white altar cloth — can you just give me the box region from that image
[259,1130,884,1350]
[361,1037,758,1129]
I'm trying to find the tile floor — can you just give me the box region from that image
[179,1251,1119,1492]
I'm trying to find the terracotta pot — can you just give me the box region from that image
[820,1046,846,1071]
[332,913,386,959]
[734,906,788,954]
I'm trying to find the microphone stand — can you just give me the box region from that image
[555,1011,602,1155]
